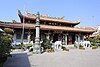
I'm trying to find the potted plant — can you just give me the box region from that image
[41,39,54,53]
[61,46,69,51]
[79,45,85,50]
[92,45,98,49]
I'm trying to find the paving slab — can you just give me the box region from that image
[3,52,31,67]
[3,49,100,67]
[28,49,100,67]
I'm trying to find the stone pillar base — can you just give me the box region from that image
[33,42,41,54]
[33,50,41,54]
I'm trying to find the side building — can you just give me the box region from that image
[0,10,95,48]
[90,25,100,37]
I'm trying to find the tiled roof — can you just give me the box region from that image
[18,10,80,25]
[76,26,95,30]
[0,22,95,33]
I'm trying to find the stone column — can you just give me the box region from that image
[82,35,84,42]
[46,33,50,40]
[75,35,78,42]
[78,35,80,42]
[65,34,68,45]
[28,34,31,43]
[62,34,65,45]
[33,12,41,54]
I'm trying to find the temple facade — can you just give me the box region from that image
[0,10,95,48]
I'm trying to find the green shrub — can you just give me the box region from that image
[46,48,54,53]
[41,39,52,51]
[79,45,85,50]
[19,43,24,49]
[19,43,32,47]
[19,43,32,50]
[79,45,83,48]
[92,45,98,49]
[24,44,32,47]
[0,33,12,66]
[86,35,100,46]
[61,46,69,51]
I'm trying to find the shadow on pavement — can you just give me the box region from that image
[3,53,31,67]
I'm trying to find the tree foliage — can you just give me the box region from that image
[4,28,14,34]
[87,35,100,46]
[41,39,52,51]
[0,28,13,66]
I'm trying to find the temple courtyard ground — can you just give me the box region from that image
[4,48,100,67]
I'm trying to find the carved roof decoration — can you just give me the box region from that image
[18,10,80,25]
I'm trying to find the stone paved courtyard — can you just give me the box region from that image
[28,49,100,67]
[4,49,100,67]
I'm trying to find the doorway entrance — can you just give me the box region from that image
[67,35,72,45]
[67,35,75,45]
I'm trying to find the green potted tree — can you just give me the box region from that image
[41,39,54,53]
